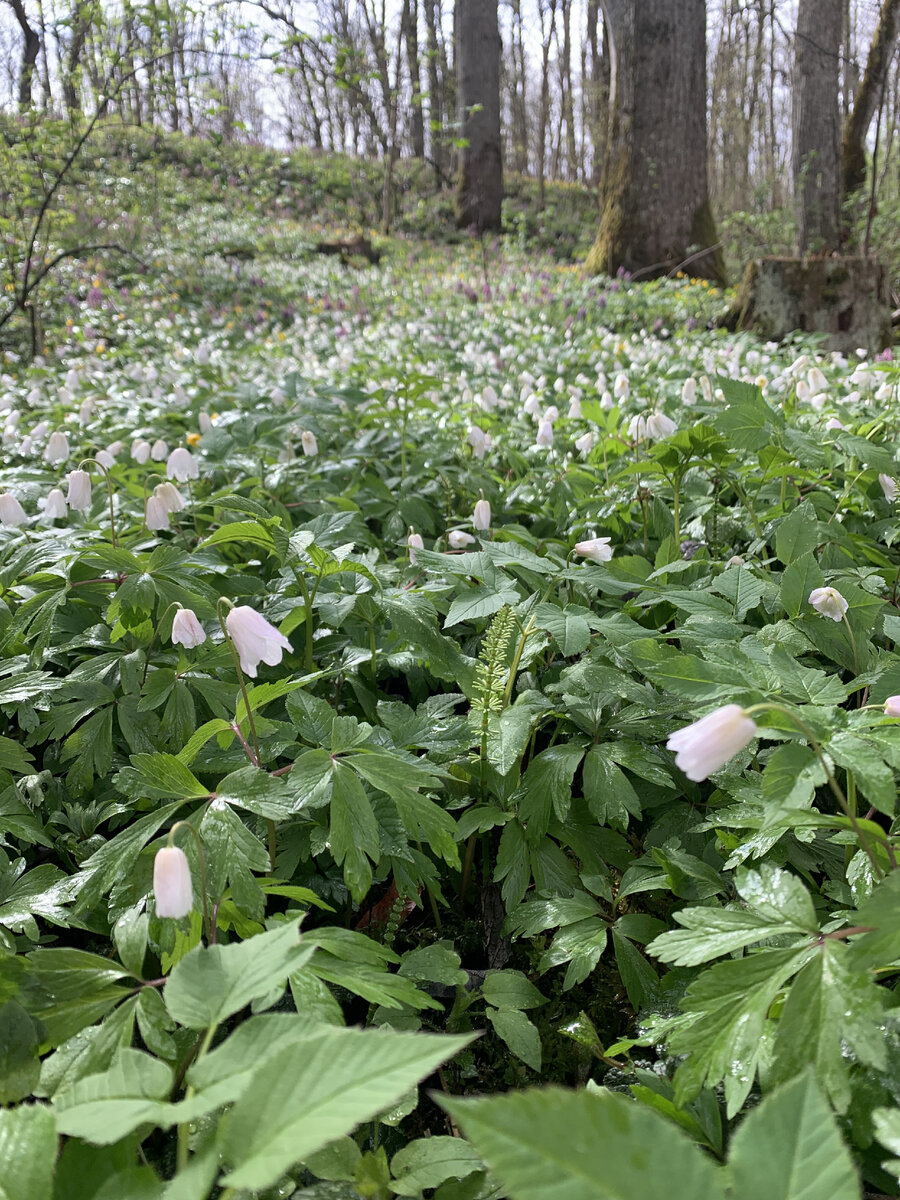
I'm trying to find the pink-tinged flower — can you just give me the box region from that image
[406,529,424,564]
[666,704,758,782]
[166,447,198,482]
[66,469,91,513]
[43,488,67,519]
[300,430,318,456]
[95,449,115,470]
[171,608,206,649]
[473,498,491,531]
[145,494,170,531]
[536,419,554,449]
[225,605,292,678]
[150,439,168,462]
[824,417,845,431]
[879,473,898,501]
[154,482,185,512]
[809,586,849,622]
[448,529,476,549]
[153,845,193,918]
[132,439,151,464]
[574,537,613,563]
[884,696,900,717]
[44,431,69,464]
[0,493,27,526]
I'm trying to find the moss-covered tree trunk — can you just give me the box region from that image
[586,0,726,285]
[793,0,842,253]
[456,0,503,232]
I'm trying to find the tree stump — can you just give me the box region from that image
[725,256,891,354]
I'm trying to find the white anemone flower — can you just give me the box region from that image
[666,704,758,782]
[171,608,206,649]
[43,488,67,519]
[44,431,69,464]
[166,447,198,482]
[0,493,27,526]
[225,605,292,679]
[473,499,491,531]
[153,846,193,918]
[879,474,898,502]
[448,530,476,549]
[574,537,613,563]
[66,470,92,513]
[809,586,849,622]
[145,494,170,531]
[300,430,318,456]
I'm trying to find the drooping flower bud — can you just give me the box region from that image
[574,537,613,563]
[0,493,27,526]
[66,469,92,513]
[171,607,206,649]
[225,605,292,678]
[300,430,318,456]
[166,447,199,482]
[44,431,69,464]
[666,705,758,782]
[153,845,193,918]
[473,498,491,531]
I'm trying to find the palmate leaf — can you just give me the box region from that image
[218,1027,472,1190]
[440,1086,725,1200]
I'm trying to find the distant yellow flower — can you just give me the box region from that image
[186,432,201,446]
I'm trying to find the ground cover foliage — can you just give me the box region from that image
[4,150,900,1200]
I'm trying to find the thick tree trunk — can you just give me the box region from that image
[423,0,445,179]
[586,0,726,285]
[841,0,900,204]
[456,0,502,231]
[793,0,842,253]
[403,0,425,158]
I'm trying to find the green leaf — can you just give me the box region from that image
[0,1103,57,1200]
[775,500,819,566]
[481,970,547,1011]
[0,1000,41,1102]
[583,746,641,829]
[214,767,294,820]
[780,554,824,618]
[485,1008,541,1070]
[518,744,583,844]
[736,864,818,930]
[218,1027,472,1190]
[125,753,210,800]
[203,521,278,553]
[728,1071,860,1200]
[440,1086,725,1200]
[164,918,314,1029]
[533,603,591,656]
[648,908,792,968]
[53,1048,173,1144]
[444,586,519,630]
[328,762,379,902]
[714,378,780,451]
[390,1136,483,1197]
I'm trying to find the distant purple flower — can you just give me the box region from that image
[877,347,894,362]
[87,288,103,309]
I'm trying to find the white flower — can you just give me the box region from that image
[568,396,582,419]
[171,608,206,649]
[131,439,151,464]
[884,696,900,717]
[824,418,845,431]
[600,391,614,410]
[43,488,67,519]
[726,555,745,566]
[448,529,476,549]
[198,412,213,434]
[479,385,498,410]
[300,430,318,456]
[194,343,211,365]
[523,393,541,418]
[153,846,193,918]
[808,367,828,393]
[647,413,677,440]
[681,378,697,405]
[406,528,424,563]
[536,420,554,449]
[95,449,115,470]
[809,393,827,411]
[574,432,594,454]
[154,482,185,512]
[66,470,92,513]
[78,399,95,424]
[107,441,124,457]
[666,704,758,782]
[627,414,648,441]
[543,405,559,423]
[31,421,48,439]
[44,431,69,464]
[145,495,170,531]
[879,474,898,501]
[19,436,33,456]
[473,499,491,531]
[0,493,27,526]
[225,605,292,678]
[809,586,849,622]
[468,425,487,459]
[166,447,198,482]
[699,375,713,402]
[614,373,629,399]
[150,439,169,461]
[796,379,811,402]
[574,537,613,563]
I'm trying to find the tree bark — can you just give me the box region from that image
[7,0,41,110]
[793,0,843,253]
[841,0,900,203]
[456,0,502,230]
[423,0,444,178]
[586,0,726,284]
[403,0,425,158]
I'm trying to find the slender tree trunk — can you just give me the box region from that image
[456,0,502,230]
[842,0,900,203]
[586,0,726,284]
[537,0,557,210]
[7,0,41,110]
[403,0,425,158]
[423,0,444,178]
[62,0,92,114]
[561,0,577,178]
[793,0,843,252]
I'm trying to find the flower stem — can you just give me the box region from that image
[78,457,117,547]
[841,612,861,676]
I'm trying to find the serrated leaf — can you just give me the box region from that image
[0,1103,57,1200]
